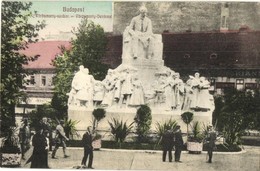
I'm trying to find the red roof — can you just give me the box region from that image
[21,41,71,69]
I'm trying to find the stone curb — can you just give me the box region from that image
[67,147,246,155]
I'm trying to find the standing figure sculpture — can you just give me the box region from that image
[190,72,201,109]
[129,75,145,106]
[102,69,117,107]
[197,77,211,111]
[68,65,84,106]
[120,68,133,108]
[171,73,184,110]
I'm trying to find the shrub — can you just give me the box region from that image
[134,105,152,142]
[92,108,106,131]
[181,111,194,137]
[0,126,21,153]
[108,118,134,143]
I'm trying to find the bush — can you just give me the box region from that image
[108,118,134,143]
[181,112,194,137]
[92,108,106,131]
[0,127,21,154]
[134,105,152,142]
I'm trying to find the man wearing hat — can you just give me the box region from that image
[205,125,217,163]
[161,127,174,162]
[81,126,95,169]
[52,120,69,159]
[174,125,184,162]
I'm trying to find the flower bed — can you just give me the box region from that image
[1,153,21,167]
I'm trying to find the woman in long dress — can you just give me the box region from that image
[30,126,48,168]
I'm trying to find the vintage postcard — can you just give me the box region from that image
[1,1,260,170]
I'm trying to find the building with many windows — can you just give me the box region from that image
[15,41,71,114]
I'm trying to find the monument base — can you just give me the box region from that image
[68,107,212,139]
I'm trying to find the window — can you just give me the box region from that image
[236,79,244,90]
[41,75,46,86]
[29,75,35,85]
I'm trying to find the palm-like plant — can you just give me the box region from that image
[64,119,80,140]
[181,112,194,137]
[155,118,178,139]
[189,121,204,143]
[108,118,134,143]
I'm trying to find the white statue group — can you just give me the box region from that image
[67,6,214,112]
[68,65,214,112]
[68,65,144,109]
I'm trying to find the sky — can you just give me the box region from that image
[29,1,113,38]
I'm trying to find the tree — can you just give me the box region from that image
[215,89,260,145]
[1,1,45,134]
[52,19,108,116]
[70,19,109,80]
[52,48,74,118]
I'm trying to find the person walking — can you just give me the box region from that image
[19,118,30,160]
[206,125,217,163]
[51,120,69,159]
[30,125,48,168]
[174,125,184,162]
[81,126,95,169]
[161,128,174,162]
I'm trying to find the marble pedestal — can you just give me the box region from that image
[68,107,212,139]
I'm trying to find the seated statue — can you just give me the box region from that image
[122,6,163,61]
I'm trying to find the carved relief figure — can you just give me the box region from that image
[93,80,105,107]
[197,77,211,111]
[76,68,94,108]
[120,68,133,108]
[182,77,194,111]
[101,69,117,107]
[129,75,145,106]
[171,73,184,110]
[190,72,201,109]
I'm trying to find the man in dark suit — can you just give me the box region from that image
[206,125,217,163]
[81,126,94,169]
[174,125,184,162]
[161,127,174,162]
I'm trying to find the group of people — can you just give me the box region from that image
[161,125,217,164]
[20,117,95,169]
[21,117,217,168]
[161,125,183,162]
[20,118,69,168]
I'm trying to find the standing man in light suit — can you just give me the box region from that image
[129,6,154,59]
